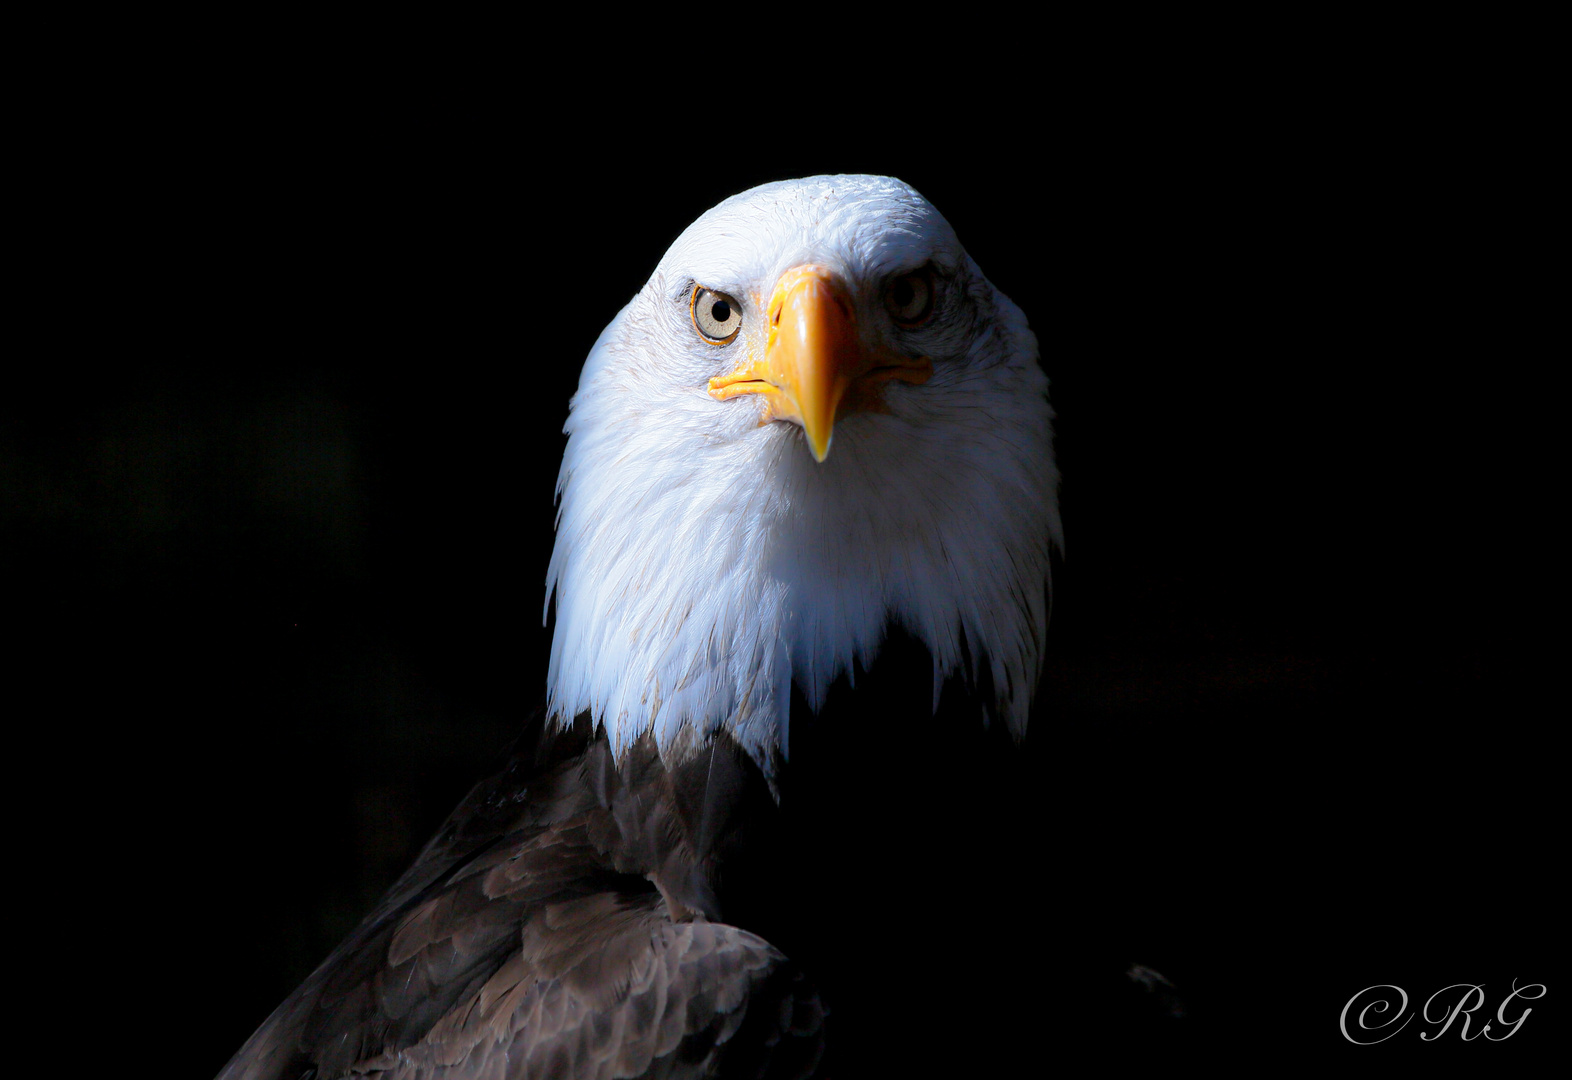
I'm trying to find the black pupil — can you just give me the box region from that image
[710,299,731,324]
[893,279,915,309]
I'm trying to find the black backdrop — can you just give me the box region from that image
[6,49,1557,1073]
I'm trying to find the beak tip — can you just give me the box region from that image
[808,433,832,463]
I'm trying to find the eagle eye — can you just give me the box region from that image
[886,267,935,327]
[691,286,742,344]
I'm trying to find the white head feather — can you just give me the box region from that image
[544,175,1061,770]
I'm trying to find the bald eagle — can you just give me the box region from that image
[222,175,1061,1079]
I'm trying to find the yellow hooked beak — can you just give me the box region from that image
[707,264,932,462]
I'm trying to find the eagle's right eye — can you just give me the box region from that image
[691,287,742,345]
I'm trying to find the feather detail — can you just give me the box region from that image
[220,714,826,1080]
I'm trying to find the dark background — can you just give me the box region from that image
[6,48,1557,1072]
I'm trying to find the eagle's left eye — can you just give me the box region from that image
[886,267,935,327]
[691,287,742,345]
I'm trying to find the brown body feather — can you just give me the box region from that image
[220,713,825,1080]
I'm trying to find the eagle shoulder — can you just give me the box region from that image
[219,713,825,1080]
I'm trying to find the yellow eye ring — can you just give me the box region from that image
[691,286,742,344]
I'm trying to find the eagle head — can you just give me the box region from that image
[545,175,1060,771]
